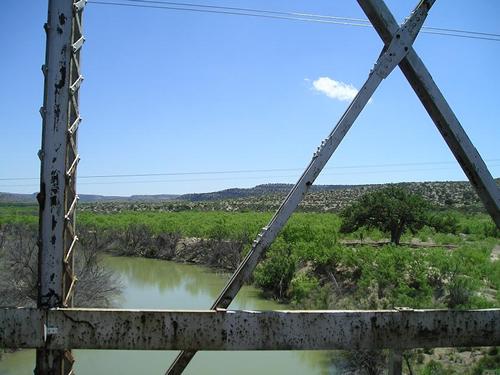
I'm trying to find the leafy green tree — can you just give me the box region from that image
[340,186,429,245]
[254,239,296,299]
[427,211,459,234]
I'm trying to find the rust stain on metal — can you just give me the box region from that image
[1,308,498,351]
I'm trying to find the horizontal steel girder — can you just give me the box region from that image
[2,308,499,350]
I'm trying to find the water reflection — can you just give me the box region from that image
[103,256,287,311]
[0,256,335,374]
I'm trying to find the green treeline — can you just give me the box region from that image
[1,203,496,240]
[1,203,498,311]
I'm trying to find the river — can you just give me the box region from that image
[0,256,337,374]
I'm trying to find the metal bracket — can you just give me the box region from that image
[72,37,85,54]
[69,76,84,96]
[373,0,434,78]
[68,116,82,136]
[64,196,79,221]
[395,307,415,312]
[66,155,80,178]
[43,324,58,342]
[73,0,87,13]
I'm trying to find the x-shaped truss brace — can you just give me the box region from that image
[167,0,500,373]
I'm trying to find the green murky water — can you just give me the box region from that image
[0,256,336,374]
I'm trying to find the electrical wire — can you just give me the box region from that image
[3,2,496,189]
[87,1,372,27]
[423,26,500,38]
[1,163,499,188]
[122,0,500,38]
[87,0,500,42]
[124,0,373,23]
[1,159,499,182]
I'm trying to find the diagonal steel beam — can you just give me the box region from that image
[166,1,435,373]
[358,0,500,227]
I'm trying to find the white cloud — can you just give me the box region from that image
[311,76,358,102]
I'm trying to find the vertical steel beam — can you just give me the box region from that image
[358,0,500,227]
[388,350,403,375]
[36,0,84,373]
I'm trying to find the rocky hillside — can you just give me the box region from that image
[76,179,499,214]
[177,183,354,201]
[0,192,179,204]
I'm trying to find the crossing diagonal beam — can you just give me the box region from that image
[358,0,500,227]
[166,1,435,373]
[1,308,499,350]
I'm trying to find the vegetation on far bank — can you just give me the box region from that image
[1,202,497,240]
[1,202,498,310]
[1,197,499,373]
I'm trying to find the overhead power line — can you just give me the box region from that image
[87,0,500,42]
[88,1,372,27]
[1,160,499,186]
[125,0,373,23]
[423,26,500,39]
[1,164,499,188]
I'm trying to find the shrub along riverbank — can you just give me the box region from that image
[1,204,498,309]
[1,203,499,373]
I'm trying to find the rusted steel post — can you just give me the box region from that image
[36,0,84,373]
[166,1,435,373]
[357,0,500,228]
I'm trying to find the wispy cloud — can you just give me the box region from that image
[311,77,358,102]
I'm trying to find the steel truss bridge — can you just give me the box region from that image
[1,0,499,374]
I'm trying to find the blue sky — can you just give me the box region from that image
[0,0,499,196]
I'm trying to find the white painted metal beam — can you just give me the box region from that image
[2,308,498,350]
[37,0,84,372]
[39,0,75,311]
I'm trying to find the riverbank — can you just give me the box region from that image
[0,256,336,374]
[1,206,499,373]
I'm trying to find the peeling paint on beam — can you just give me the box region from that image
[1,308,498,351]
[1,308,45,348]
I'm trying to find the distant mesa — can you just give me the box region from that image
[1,180,498,212]
[0,192,180,204]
